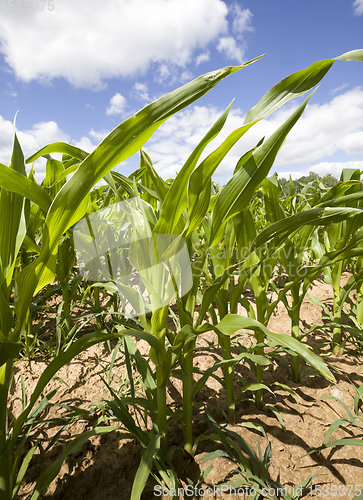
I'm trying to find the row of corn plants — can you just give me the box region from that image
[0,49,363,499]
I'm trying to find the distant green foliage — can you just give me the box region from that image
[277,171,338,198]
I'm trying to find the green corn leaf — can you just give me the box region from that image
[22,235,40,255]
[245,49,363,123]
[215,314,335,383]
[240,383,274,394]
[118,328,165,354]
[130,434,160,500]
[0,287,13,343]
[233,137,265,175]
[27,142,89,164]
[262,175,286,223]
[0,163,51,213]
[190,52,363,243]
[110,171,137,198]
[140,150,169,203]
[102,171,123,201]
[264,405,286,431]
[354,383,363,415]
[155,101,233,234]
[241,422,268,440]
[106,398,149,446]
[192,355,244,399]
[319,396,356,422]
[0,334,21,367]
[200,450,231,461]
[0,131,29,344]
[307,438,363,458]
[42,156,66,200]
[187,120,257,236]
[273,382,300,408]
[210,92,314,245]
[318,191,363,208]
[252,207,363,250]
[0,133,27,288]
[322,418,351,445]
[12,443,38,499]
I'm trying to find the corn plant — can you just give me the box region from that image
[203,409,318,500]
[255,173,363,381]
[300,379,363,473]
[309,169,363,355]
[1,60,266,500]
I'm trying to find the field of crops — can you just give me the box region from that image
[1,49,363,500]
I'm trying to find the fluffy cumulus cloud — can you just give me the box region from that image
[217,37,244,62]
[0,0,230,89]
[273,87,363,167]
[353,0,363,15]
[106,93,127,115]
[143,87,363,182]
[133,82,150,101]
[195,52,210,66]
[231,3,254,34]
[72,128,110,157]
[331,83,349,94]
[217,3,253,63]
[0,116,70,181]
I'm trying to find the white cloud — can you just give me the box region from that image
[133,82,150,101]
[0,116,70,181]
[5,90,17,98]
[335,131,363,155]
[0,0,229,89]
[331,83,349,94]
[143,87,363,182]
[195,52,210,66]
[0,116,17,162]
[155,64,171,84]
[231,4,253,36]
[180,70,194,82]
[73,136,98,154]
[353,0,363,15]
[215,4,253,63]
[273,87,363,166]
[277,161,363,181]
[217,36,244,62]
[106,93,127,116]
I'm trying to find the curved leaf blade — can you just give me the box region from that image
[215,314,335,383]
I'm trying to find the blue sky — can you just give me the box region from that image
[0,0,362,184]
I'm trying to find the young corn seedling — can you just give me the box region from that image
[203,409,319,500]
[309,169,363,355]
